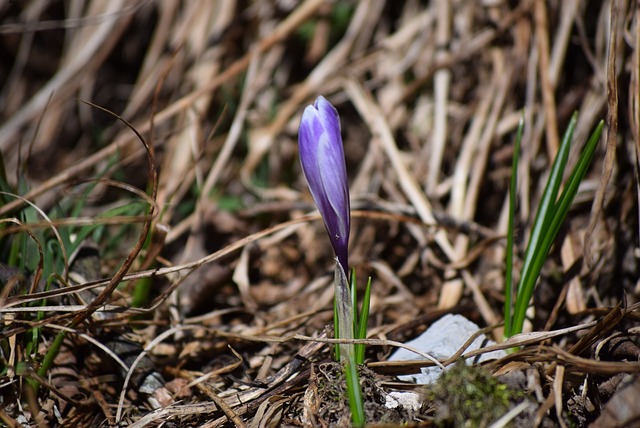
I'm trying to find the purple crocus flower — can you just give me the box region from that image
[298,96,350,271]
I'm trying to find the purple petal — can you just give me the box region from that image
[298,96,350,270]
[315,97,343,152]
[318,133,349,264]
[299,106,323,195]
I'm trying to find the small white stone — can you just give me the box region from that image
[388,314,506,384]
[385,391,422,411]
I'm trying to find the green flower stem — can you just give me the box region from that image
[344,355,364,427]
[334,260,355,363]
[334,261,365,427]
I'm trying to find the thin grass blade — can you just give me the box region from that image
[504,115,524,337]
[511,117,601,335]
[512,113,578,335]
[355,276,372,364]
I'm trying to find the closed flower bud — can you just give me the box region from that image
[298,96,350,271]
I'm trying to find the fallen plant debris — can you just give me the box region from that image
[1,1,639,427]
